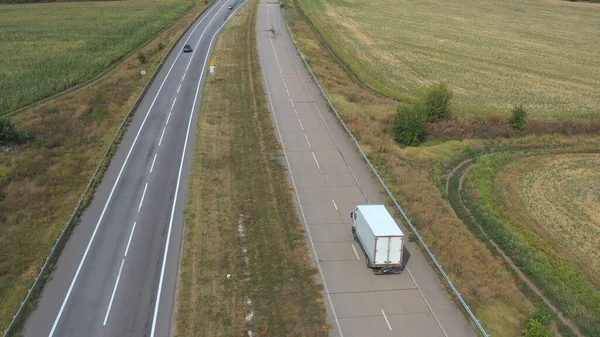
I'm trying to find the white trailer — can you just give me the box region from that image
[350,205,404,274]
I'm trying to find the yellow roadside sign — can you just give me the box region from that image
[209,60,215,67]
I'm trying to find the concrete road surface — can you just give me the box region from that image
[256,2,479,337]
[23,1,246,336]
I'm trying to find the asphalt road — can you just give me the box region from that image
[23,1,245,336]
[256,2,479,337]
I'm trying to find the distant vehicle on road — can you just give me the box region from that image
[228,4,233,9]
[350,205,404,274]
[183,44,193,53]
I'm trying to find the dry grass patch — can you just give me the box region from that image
[0,0,210,331]
[297,0,600,118]
[175,2,327,336]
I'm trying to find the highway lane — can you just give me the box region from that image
[256,1,479,336]
[23,1,245,336]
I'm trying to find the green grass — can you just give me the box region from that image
[297,0,600,118]
[462,151,600,336]
[0,1,210,332]
[0,0,195,114]
[175,2,328,336]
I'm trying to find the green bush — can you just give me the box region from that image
[523,318,552,337]
[0,116,31,146]
[394,105,426,146]
[419,83,453,122]
[509,105,527,131]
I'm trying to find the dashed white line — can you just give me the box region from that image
[304,134,311,148]
[150,153,157,173]
[181,72,187,81]
[298,119,304,131]
[312,152,321,172]
[284,81,288,88]
[177,84,182,93]
[381,309,393,330]
[290,100,295,108]
[351,244,360,260]
[158,127,166,146]
[171,97,177,110]
[124,222,137,257]
[138,183,148,213]
[286,88,291,97]
[166,112,172,125]
[332,199,338,210]
[103,259,125,326]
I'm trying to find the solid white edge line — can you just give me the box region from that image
[103,259,126,326]
[332,199,337,210]
[351,244,360,260]
[124,222,137,257]
[150,153,158,173]
[159,127,166,146]
[381,309,392,331]
[149,1,247,336]
[166,111,172,125]
[138,183,148,212]
[311,152,321,172]
[45,2,224,333]
[258,3,343,336]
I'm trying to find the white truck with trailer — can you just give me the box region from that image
[350,205,404,274]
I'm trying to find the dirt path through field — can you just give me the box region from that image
[447,159,583,337]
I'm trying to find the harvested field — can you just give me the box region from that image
[297,0,600,117]
[0,0,194,114]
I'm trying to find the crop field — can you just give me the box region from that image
[0,0,194,114]
[297,0,600,117]
[497,153,600,283]
[463,151,600,336]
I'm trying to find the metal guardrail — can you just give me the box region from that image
[2,4,212,336]
[280,11,491,337]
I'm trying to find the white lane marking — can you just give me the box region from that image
[138,183,148,212]
[171,97,177,111]
[149,2,246,336]
[150,153,158,173]
[284,82,288,88]
[381,309,392,331]
[45,1,224,331]
[332,199,338,210]
[124,222,137,257]
[182,72,187,81]
[103,259,125,326]
[166,111,172,125]
[290,100,295,108]
[293,108,298,116]
[258,5,343,336]
[312,152,321,172]
[159,127,166,146]
[298,119,304,131]
[351,244,360,260]
[177,84,182,93]
[286,88,291,97]
[304,134,311,148]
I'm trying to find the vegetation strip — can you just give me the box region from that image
[175,2,327,336]
[0,1,211,334]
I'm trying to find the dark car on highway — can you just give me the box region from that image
[228,4,233,9]
[183,44,193,53]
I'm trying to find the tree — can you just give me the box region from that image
[0,116,30,146]
[420,83,453,122]
[394,105,426,146]
[509,105,527,131]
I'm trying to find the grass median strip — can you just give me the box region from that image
[175,2,328,336]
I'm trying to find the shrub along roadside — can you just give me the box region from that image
[0,117,30,146]
[462,152,600,336]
